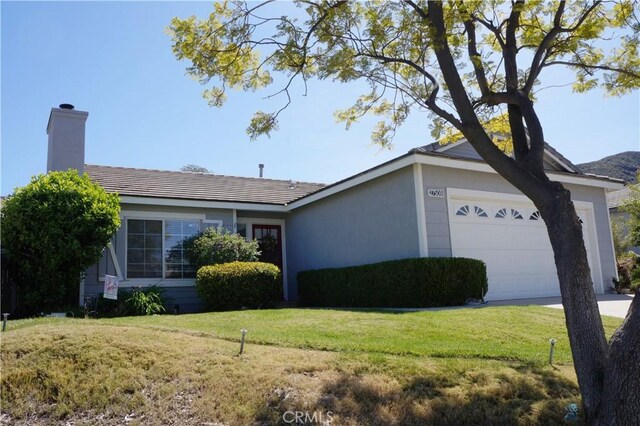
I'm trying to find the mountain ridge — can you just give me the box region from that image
[577,151,640,184]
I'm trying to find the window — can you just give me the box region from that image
[456,205,488,218]
[495,208,508,219]
[456,205,470,216]
[202,219,223,231]
[164,220,200,278]
[127,218,201,279]
[127,219,163,278]
[529,211,541,221]
[511,209,523,220]
[474,206,488,217]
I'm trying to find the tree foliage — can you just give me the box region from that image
[169,1,640,423]
[622,173,640,247]
[611,215,631,257]
[1,170,121,313]
[180,164,212,173]
[183,227,260,269]
[170,0,639,144]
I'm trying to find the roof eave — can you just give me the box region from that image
[118,195,290,212]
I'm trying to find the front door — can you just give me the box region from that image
[252,224,283,272]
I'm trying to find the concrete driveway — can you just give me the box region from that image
[487,293,634,319]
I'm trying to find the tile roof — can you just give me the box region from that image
[413,140,582,173]
[85,164,325,206]
[607,187,632,209]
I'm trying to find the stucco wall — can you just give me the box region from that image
[82,203,244,312]
[285,166,420,300]
[82,160,618,308]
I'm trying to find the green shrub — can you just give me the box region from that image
[298,257,488,308]
[183,227,260,269]
[92,285,167,317]
[125,285,166,316]
[196,262,281,311]
[1,170,121,314]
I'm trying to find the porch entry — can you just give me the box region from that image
[252,224,283,272]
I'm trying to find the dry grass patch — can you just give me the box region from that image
[1,321,583,425]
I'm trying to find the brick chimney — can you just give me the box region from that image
[47,104,88,173]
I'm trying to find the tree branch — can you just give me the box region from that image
[523,1,603,93]
[479,91,521,106]
[403,0,428,20]
[504,0,524,90]
[472,15,505,49]
[357,53,464,130]
[298,1,348,74]
[426,2,528,180]
[460,4,490,96]
[543,60,640,80]
[363,54,436,96]
[516,93,545,173]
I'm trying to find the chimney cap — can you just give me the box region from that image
[59,103,75,110]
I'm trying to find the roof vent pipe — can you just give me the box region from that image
[259,163,264,178]
[59,103,75,110]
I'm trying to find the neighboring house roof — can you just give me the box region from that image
[413,140,582,174]
[607,187,632,209]
[85,164,325,206]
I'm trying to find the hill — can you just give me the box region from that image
[577,151,640,183]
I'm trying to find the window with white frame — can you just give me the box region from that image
[127,218,201,279]
[202,219,224,231]
[127,219,163,278]
[164,219,201,278]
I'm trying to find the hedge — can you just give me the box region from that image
[298,257,488,308]
[196,261,282,311]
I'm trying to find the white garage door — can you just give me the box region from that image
[449,195,595,300]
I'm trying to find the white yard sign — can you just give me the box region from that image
[103,275,119,300]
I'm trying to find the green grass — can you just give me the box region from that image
[102,306,622,365]
[1,306,624,425]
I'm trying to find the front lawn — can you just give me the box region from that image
[105,306,623,364]
[0,306,624,425]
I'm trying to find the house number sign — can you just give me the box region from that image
[427,188,445,198]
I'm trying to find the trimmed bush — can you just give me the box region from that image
[196,262,282,311]
[183,227,260,269]
[298,257,488,308]
[1,170,120,314]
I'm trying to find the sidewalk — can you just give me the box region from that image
[486,293,634,319]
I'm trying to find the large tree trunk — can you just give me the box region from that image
[422,4,640,422]
[596,294,640,425]
[536,182,608,422]
[536,181,640,425]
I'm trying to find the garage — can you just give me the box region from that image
[448,191,597,300]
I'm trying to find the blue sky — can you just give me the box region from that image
[2,1,639,196]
